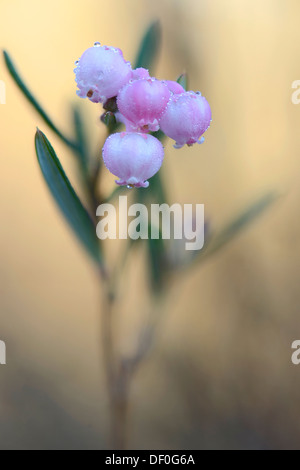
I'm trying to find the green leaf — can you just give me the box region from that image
[35,129,103,266]
[199,191,279,261]
[134,172,168,295]
[72,104,90,173]
[177,73,188,91]
[134,21,161,72]
[147,226,167,294]
[4,51,76,149]
[147,171,167,205]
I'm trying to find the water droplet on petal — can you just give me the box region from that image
[94,41,101,47]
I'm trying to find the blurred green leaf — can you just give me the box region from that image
[147,172,167,205]
[134,131,168,294]
[147,226,167,294]
[135,175,168,295]
[4,51,77,149]
[134,21,161,72]
[72,104,90,173]
[199,191,279,261]
[35,129,103,266]
[177,73,188,91]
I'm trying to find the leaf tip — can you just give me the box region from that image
[3,50,9,63]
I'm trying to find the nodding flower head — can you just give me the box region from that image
[159,91,212,148]
[102,132,164,188]
[117,78,171,132]
[74,43,132,103]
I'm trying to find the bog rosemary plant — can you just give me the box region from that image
[3,22,278,449]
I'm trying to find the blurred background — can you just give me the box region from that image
[1,0,300,450]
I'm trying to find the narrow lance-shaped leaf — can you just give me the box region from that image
[195,191,280,264]
[147,225,167,294]
[134,172,168,295]
[72,104,90,174]
[35,129,103,266]
[134,21,162,72]
[4,51,77,149]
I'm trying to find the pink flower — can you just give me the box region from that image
[164,80,185,95]
[74,43,132,103]
[159,91,212,148]
[117,78,171,132]
[102,132,164,188]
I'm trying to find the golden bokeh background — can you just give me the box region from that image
[1,0,300,449]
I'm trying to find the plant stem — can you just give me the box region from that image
[99,261,169,449]
[111,361,130,450]
[100,272,130,450]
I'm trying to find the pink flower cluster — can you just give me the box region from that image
[74,43,212,188]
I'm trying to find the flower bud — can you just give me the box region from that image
[102,132,164,188]
[74,44,132,103]
[117,78,171,132]
[159,91,212,148]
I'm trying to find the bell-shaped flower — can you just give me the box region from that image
[102,132,164,188]
[159,91,212,148]
[117,78,171,132]
[74,43,132,103]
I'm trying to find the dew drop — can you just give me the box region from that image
[94,41,101,47]
[127,184,134,189]
[74,60,79,66]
